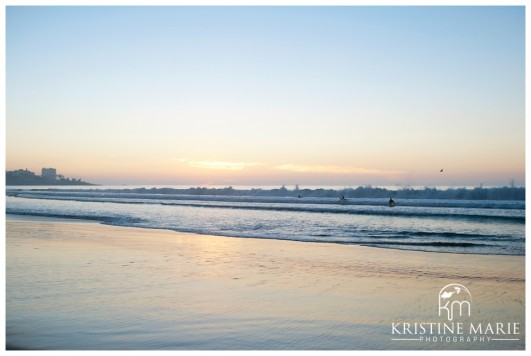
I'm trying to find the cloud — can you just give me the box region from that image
[189,160,262,171]
[275,164,403,176]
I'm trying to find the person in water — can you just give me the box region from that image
[388,198,396,207]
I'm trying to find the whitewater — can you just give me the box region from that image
[5,186,525,255]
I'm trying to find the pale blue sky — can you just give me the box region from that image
[6,6,525,186]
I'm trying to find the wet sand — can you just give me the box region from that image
[6,216,525,350]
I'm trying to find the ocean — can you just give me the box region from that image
[5,186,525,256]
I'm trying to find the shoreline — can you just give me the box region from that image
[6,213,525,258]
[6,215,525,350]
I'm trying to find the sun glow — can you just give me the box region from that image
[189,161,262,171]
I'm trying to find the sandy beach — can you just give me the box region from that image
[6,216,525,350]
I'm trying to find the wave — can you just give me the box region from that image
[5,193,525,224]
[159,202,525,224]
[361,230,519,241]
[5,210,144,225]
[6,187,525,256]
[4,209,514,243]
[362,241,491,247]
[7,185,525,201]
[6,209,524,256]
[6,189,525,209]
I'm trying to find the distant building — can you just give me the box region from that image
[41,168,57,181]
[7,168,93,186]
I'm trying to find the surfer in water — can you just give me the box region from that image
[388,198,396,207]
[339,196,347,204]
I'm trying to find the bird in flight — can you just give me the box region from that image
[440,169,444,173]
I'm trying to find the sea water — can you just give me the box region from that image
[5,186,525,255]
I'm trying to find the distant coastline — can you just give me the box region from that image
[6,168,94,186]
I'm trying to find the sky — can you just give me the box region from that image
[5,6,525,187]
